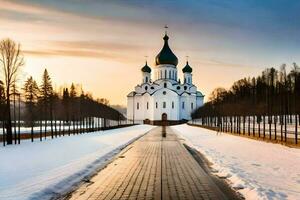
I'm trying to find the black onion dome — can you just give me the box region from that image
[155,34,178,66]
[182,61,192,73]
[141,61,151,73]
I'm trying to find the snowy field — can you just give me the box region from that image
[172,124,300,200]
[0,125,155,200]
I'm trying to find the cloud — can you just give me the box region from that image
[48,40,143,51]
[22,39,146,62]
[196,58,255,69]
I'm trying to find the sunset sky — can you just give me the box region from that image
[1,0,300,106]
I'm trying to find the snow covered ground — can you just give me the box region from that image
[0,125,155,200]
[172,124,300,200]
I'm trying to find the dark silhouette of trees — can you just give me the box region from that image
[192,64,300,118]
[0,38,24,144]
[62,88,70,135]
[39,69,53,138]
[0,38,130,146]
[0,80,6,145]
[23,76,39,141]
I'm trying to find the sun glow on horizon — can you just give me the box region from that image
[1,0,300,106]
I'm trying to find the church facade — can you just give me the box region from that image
[127,33,204,124]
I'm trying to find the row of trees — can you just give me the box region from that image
[192,63,300,118]
[0,38,124,145]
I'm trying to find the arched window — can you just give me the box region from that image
[172,101,174,109]
[156,102,158,108]
[145,86,148,90]
[145,76,148,83]
[165,70,167,79]
[147,102,149,109]
[160,70,163,79]
[164,83,167,88]
[182,102,185,109]
[191,103,194,110]
[184,86,187,90]
[169,70,171,79]
[163,102,166,108]
[137,103,139,110]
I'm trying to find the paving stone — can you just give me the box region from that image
[69,127,228,200]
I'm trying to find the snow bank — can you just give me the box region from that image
[172,124,300,200]
[0,125,155,200]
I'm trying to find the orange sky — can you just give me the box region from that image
[1,0,299,106]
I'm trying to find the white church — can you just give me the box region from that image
[127,32,204,124]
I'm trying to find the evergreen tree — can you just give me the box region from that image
[23,76,39,140]
[39,69,53,137]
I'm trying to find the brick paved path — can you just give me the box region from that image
[69,127,228,200]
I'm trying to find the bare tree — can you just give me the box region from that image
[0,38,24,144]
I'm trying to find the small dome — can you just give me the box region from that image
[182,61,192,73]
[141,61,151,73]
[155,34,178,66]
[196,91,204,97]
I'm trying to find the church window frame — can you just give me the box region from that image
[163,102,166,109]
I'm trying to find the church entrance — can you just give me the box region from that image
[162,113,167,121]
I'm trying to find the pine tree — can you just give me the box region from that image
[23,76,39,141]
[39,69,53,138]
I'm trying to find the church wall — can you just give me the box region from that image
[179,93,197,120]
[196,96,204,109]
[127,96,134,120]
[152,88,179,121]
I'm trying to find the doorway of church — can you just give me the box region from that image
[162,113,167,121]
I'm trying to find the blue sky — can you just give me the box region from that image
[1,0,300,105]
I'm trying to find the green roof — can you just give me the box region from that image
[196,91,204,97]
[182,61,192,73]
[141,62,151,73]
[155,34,178,66]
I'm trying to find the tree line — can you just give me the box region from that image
[0,38,124,145]
[192,63,300,118]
